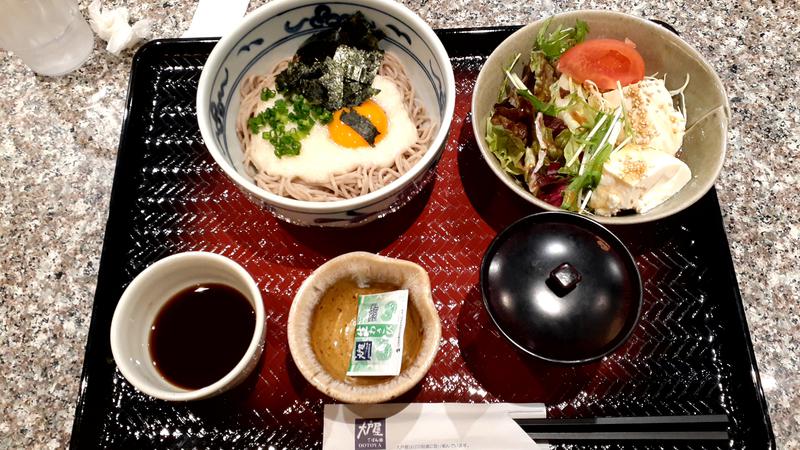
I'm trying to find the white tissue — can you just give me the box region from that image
[88,0,152,56]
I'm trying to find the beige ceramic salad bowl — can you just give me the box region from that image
[471,10,730,225]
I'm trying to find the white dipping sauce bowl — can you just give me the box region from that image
[110,252,266,401]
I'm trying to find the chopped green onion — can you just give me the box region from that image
[260,88,276,101]
[248,92,335,158]
[312,106,333,124]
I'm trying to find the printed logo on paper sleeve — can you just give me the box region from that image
[354,418,386,449]
[353,341,373,361]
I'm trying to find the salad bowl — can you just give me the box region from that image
[471,10,730,224]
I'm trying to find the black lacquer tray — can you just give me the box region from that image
[69,27,775,449]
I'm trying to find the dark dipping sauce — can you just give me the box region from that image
[149,283,255,390]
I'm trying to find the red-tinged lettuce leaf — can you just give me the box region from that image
[491,113,528,145]
[544,115,567,136]
[493,103,532,124]
[540,181,568,206]
[529,162,567,197]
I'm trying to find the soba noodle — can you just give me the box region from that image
[236,53,435,202]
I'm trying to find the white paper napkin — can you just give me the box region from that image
[323,403,548,450]
[88,0,152,56]
[182,0,250,38]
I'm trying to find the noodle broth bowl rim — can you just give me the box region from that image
[470,10,729,225]
[197,0,456,216]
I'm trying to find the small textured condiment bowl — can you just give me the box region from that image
[110,252,266,401]
[471,10,730,224]
[197,0,455,227]
[287,252,441,403]
[480,212,642,364]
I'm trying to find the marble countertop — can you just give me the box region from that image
[1,0,797,448]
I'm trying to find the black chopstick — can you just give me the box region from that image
[515,414,729,441]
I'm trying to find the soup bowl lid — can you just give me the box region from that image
[480,212,643,364]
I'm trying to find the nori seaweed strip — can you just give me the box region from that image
[275,11,385,111]
[340,109,379,146]
[276,46,382,111]
[296,12,385,64]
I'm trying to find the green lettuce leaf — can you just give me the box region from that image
[529,50,556,102]
[486,121,526,176]
[560,136,581,177]
[555,128,572,149]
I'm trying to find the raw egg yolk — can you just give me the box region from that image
[328,100,388,148]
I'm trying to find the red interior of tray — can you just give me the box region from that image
[71,36,774,450]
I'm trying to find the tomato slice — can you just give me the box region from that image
[557,39,645,90]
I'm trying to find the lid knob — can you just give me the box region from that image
[547,262,582,297]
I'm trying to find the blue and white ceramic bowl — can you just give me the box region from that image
[197,0,455,227]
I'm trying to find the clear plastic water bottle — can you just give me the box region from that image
[0,0,94,76]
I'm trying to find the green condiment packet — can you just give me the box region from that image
[347,289,409,377]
